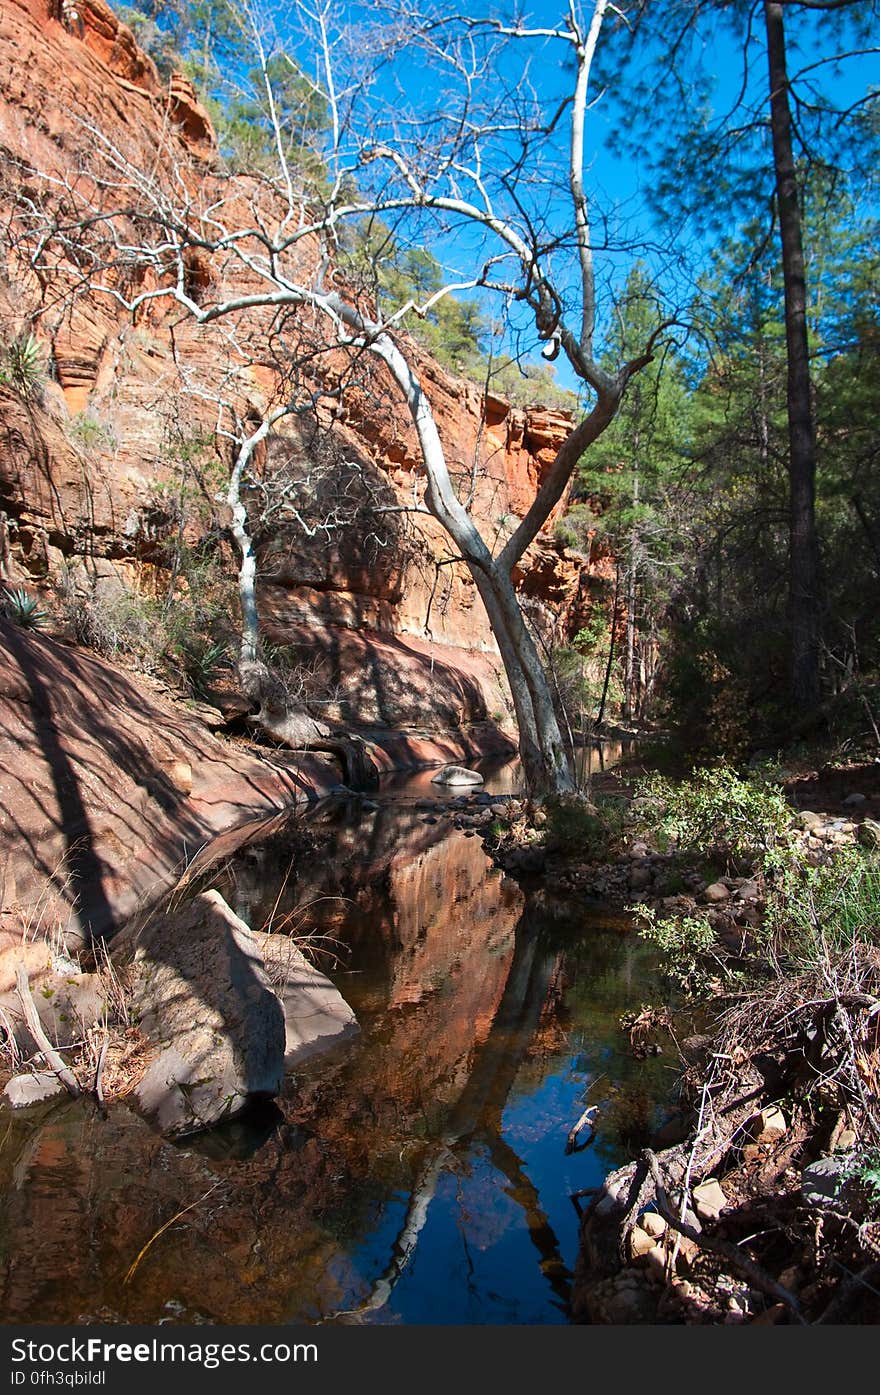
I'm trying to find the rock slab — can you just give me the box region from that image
[251,932,359,1066]
[131,890,285,1137]
[3,1070,66,1108]
[430,764,484,787]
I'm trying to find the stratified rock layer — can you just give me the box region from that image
[0,0,610,738]
[0,618,326,943]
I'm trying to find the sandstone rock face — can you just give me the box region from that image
[131,890,286,1137]
[0,619,326,944]
[0,0,608,737]
[0,937,105,1054]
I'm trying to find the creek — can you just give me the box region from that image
[0,757,671,1325]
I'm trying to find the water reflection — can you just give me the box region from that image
[377,738,636,801]
[0,787,666,1325]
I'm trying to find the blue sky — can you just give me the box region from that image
[318,1,876,390]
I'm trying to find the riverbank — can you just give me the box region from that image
[450,756,880,1324]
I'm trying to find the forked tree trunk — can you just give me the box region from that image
[374,333,579,798]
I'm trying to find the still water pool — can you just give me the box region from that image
[0,767,671,1325]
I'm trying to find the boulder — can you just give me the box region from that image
[629,1225,658,1259]
[252,707,331,748]
[3,1070,66,1108]
[130,890,285,1137]
[704,882,731,903]
[734,880,760,901]
[801,1155,859,1211]
[751,1105,787,1144]
[692,1178,728,1222]
[640,1211,667,1239]
[250,932,359,1066]
[430,764,484,787]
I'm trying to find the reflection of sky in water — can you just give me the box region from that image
[0,779,666,1326]
[367,1156,569,1326]
[334,916,668,1326]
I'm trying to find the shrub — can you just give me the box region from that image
[547,792,625,860]
[631,904,720,993]
[64,411,118,457]
[633,764,795,870]
[62,581,166,668]
[852,1150,880,1214]
[552,502,597,553]
[764,843,880,969]
[60,554,237,695]
[175,636,232,698]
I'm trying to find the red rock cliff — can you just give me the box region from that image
[0,0,606,732]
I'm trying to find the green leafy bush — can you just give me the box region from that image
[631,904,719,993]
[633,764,794,870]
[552,502,597,552]
[853,1150,880,1213]
[765,843,880,967]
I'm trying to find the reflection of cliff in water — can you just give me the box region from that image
[0,801,666,1325]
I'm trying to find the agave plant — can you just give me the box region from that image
[0,334,47,399]
[181,638,231,697]
[1,586,50,630]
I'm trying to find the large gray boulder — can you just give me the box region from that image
[131,890,285,1137]
[801,1154,861,1211]
[430,764,484,787]
[251,932,359,1066]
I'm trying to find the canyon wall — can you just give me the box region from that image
[0,0,608,734]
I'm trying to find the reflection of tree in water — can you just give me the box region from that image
[220,815,671,1322]
[0,804,672,1324]
[330,923,574,1321]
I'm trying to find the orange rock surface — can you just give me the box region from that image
[0,0,609,732]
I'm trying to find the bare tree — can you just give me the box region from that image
[10,0,672,796]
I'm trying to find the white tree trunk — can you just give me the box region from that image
[227,421,272,678]
[372,334,577,796]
